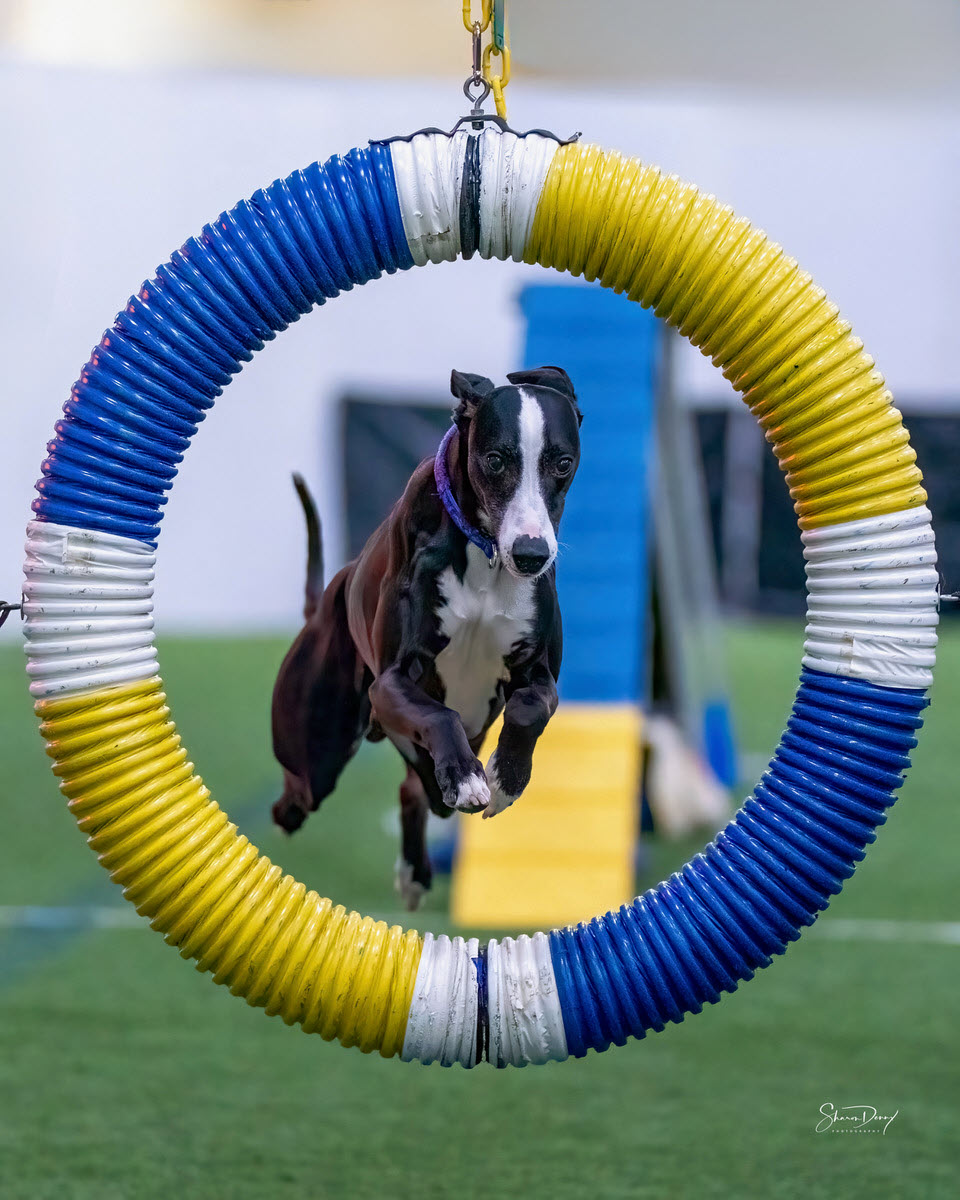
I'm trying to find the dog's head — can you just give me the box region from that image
[450,366,582,580]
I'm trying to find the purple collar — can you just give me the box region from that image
[434,425,498,564]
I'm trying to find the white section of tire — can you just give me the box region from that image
[22,521,158,698]
[487,932,569,1067]
[802,505,938,688]
[389,131,469,266]
[477,131,560,262]
[401,932,481,1068]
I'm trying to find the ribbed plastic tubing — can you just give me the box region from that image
[24,128,936,1066]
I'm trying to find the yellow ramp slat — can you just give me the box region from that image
[451,704,642,930]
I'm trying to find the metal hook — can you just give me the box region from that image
[462,76,491,129]
[463,76,491,107]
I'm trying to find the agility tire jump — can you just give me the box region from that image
[24,126,937,1068]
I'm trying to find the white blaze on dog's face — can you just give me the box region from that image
[495,389,563,577]
[452,367,582,580]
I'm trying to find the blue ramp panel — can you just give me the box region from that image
[518,284,659,704]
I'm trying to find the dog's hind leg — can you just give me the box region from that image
[271,569,370,834]
[394,766,431,911]
[273,767,313,834]
[272,669,369,833]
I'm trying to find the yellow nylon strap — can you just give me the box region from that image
[526,143,926,528]
[38,679,421,1058]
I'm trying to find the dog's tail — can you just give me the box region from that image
[292,472,323,621]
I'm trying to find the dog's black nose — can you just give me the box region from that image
[511,536,550,576]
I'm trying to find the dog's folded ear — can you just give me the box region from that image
[507,366,582,426]
[450,370,496,427]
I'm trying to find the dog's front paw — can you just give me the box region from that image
[436,758,490,812]
[482,751,524,819]
[452,770,491,812]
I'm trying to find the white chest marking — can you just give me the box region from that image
[434,545,536,739]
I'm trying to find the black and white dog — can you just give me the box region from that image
[271,366,582,909]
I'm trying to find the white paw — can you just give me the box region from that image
[454,771,490,812]
[394,859,425,912]
[482,752,520,819]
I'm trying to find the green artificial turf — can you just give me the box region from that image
[1,622,957,1199]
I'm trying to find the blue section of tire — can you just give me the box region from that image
[34,146,413,544]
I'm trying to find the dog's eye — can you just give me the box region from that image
[485,452,505,475]
[555,456,574,477]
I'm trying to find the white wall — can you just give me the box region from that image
[1,64,957,631]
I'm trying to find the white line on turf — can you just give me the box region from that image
[0,905,145,929]
[1,908,959,944]
[810,919,960,945]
